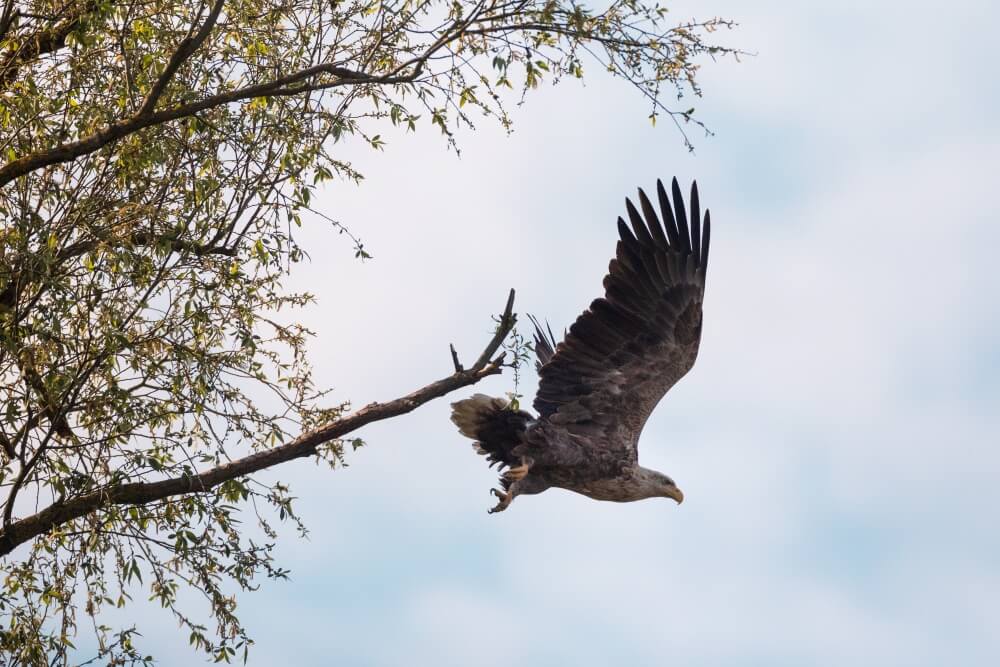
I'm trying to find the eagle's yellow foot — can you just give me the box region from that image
[488,487,512,514]
[503,457,534,483]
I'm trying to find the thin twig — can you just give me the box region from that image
[473,288,516,370]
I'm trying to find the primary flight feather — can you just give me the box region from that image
[451,177,710,513]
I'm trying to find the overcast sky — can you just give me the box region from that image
[112,0,999,664]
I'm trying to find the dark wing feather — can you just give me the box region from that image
[532,178,711,464]
[528,314,560,371]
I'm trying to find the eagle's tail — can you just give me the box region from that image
[450,394,532,473]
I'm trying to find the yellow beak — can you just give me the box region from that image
[666,486,684,504]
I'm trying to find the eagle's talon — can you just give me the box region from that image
[488,487,512,513]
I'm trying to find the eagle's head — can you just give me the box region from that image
[638,468,684,504]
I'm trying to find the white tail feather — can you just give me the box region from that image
[450,393,507,439]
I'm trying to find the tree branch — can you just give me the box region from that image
[136,0,226,116]
[0,62,394,188]
[0,289,517,557]
[0,230,236,320]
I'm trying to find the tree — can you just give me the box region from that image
[0,0,737,663]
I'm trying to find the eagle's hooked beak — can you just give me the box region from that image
[665,485,684,505]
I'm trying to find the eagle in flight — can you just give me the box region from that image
[451,178,710,513]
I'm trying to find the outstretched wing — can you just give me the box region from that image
[531,178,711,463]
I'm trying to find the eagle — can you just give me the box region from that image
[451,178,710,513]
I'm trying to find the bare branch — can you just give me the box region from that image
[474,287,516,369]
[0,289,517,557]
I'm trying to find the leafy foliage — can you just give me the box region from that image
[0,0,737,663]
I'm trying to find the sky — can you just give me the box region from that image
[103,0,999,664]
